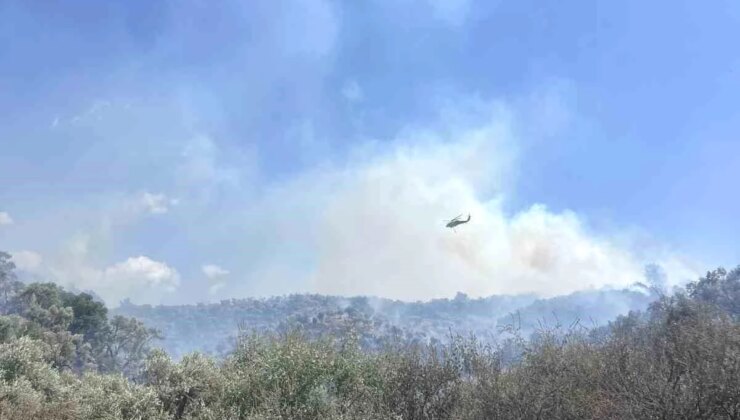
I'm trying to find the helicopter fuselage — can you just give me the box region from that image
[445,214,471,228]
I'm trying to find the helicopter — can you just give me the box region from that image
[444,213,471,232]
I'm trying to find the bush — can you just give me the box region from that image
[0,260,739,419]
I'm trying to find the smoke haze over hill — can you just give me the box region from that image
[0,0,730,310]
[5,100,698,306]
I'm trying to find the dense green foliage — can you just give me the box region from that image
[0,252,162,378]
[1,250,739,419]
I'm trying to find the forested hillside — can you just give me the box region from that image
[114,288,654,359]
[1,249,739,419]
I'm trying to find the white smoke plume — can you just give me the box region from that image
[235,102,698,300]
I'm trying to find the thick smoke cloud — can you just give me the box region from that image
[5,94,698,305]
[232,102,697,300]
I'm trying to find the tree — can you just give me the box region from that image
[61,291,108,348]
[13,283,69,329]
[0,251,24,313]
[687,266,740,319]
[101,315,163,379]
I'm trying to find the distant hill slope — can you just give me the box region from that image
[114,288,654,359]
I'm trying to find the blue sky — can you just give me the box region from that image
[1,0,738,306]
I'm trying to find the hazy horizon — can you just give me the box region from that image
[2,1,738,308]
